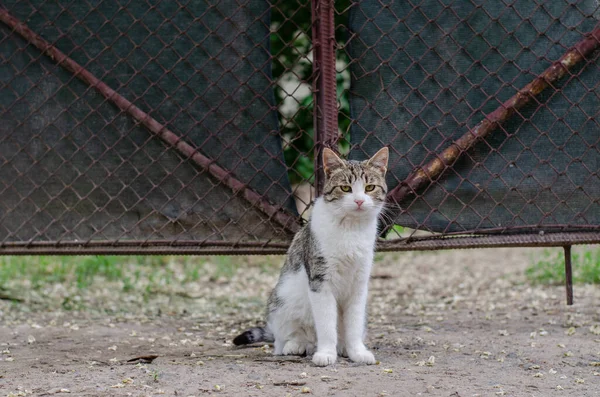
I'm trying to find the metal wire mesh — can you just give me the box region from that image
[0,0,599,255]
[337,0,600,248]
[0,0,313,254]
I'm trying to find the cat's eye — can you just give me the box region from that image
[340,186,352,192]
[365,185,376,192]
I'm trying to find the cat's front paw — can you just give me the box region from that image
[282,340,305,356]
[312,351,337,366]
[347,347,376,365]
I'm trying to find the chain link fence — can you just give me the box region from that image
[0,0,599,255]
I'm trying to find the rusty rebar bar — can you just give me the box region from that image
[384,24,600,230]
[0,8,300,235]
[0,231,598,255]
[377,232,600,252]
[312,0,338,196]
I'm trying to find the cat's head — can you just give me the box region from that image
[321,147,389,218]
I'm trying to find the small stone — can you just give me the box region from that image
[426,356,435,366]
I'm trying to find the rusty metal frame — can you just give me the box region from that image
[0,2,599,265]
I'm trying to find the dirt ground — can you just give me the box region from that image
[2,248,600,397]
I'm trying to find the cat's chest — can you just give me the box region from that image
[319,230,374,265]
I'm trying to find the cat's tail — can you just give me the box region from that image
[233,326,274,346]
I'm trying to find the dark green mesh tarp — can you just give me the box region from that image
[0,0,295,242]
[348,0,600,233]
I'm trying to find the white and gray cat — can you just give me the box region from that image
[234,147,389,366]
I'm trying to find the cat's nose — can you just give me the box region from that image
[354,199,364,208]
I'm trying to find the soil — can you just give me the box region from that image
[2,248,600,397]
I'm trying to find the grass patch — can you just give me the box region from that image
[525,247,600,285]
[0,255,170,290]
[0,255,281,291]
[0,255,283,314]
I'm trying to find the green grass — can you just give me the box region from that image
[0,255,251,291]
[0,255,283,313]
[0,255,165,290]
[525,248,600,285]
[0,255,281,291]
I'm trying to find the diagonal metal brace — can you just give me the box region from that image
[382,24,600,233]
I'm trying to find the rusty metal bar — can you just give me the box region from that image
[0,240,290,249]
[0,232,597,255]
[377,232,600,252]
[564,245,574,305]
[312,0,338,196]
[0,8,300,235]
[0,247,288,256]
[383,24,600,230]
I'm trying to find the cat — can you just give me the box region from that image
[233,147,389,366]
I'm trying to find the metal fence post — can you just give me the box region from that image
[311,0,338,197]
[564,246,574,305]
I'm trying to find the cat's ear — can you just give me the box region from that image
[323,147,345,176]
[367,147,389,174]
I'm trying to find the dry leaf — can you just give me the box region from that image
[126,355,158,364]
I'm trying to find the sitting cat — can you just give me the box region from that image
[234,147,389,366]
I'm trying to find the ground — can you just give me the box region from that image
[1,248,600,397]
